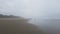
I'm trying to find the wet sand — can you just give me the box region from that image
[0,18,44,34]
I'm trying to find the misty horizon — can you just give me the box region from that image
[0,0,60,34]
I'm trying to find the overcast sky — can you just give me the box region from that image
[0,0,59,19]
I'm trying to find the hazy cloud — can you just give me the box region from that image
[0,0,59,19]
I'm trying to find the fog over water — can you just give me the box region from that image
[0,0,60,33]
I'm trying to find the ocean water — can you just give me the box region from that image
[30,19,60,34]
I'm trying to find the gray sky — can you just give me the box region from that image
[0,0,59,19]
